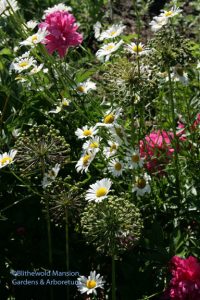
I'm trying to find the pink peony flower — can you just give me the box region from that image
[164,256,200,300]
[39,10,83,57]
[139,130,175,174]
[192,113,200,131]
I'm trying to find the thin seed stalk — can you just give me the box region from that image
[108,0,113,20]
[41,160,53,300]
[167,66,181,200]
[65,206,70,299]
[111,254,116,300]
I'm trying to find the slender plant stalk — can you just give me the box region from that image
[167,66,181,201]
[111,255,116,300]
[0,96,9,139]
[65,206,70,299]
[93,294,97,300]
[108,0,113,21]
[41,160,53,300]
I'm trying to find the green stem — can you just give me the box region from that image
[65,206,70,299]
[92,294,97,300]
[108,0,113,21]
[41,160,53,300]
[167,66,181,201]
[0,95,9,139]
[111,255,116,300]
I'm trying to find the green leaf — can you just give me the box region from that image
[0,48,12,56]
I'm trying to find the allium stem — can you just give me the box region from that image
[45,197,54,300]
[111,255,116,300]
[108,0,113,21]
[65,206,70,299]
[41,160,53,300]
[167,66,181,200]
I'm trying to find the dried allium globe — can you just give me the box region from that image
[14,124,70,176]
[42,178,84,226]
[81,195,143,256]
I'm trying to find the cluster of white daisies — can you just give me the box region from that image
[94,22,150,62]
[93,5,182,62]
[75,105,151,200]
[150,6,182,32]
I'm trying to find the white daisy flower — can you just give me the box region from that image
[76,79,96,95]
[20,28,48,47]
[93,21,102,40]
[85,178,112,202]
[96,40,123,62]
[150,16,168,32]
[132,173,151,196]
[172,65,189,86]
[97,108,122,128]
[12,128,21,138]
[82,136,101,154]
[25,20,38,30]
[75,151,96,173]
[75,125,98,139]
[42,163,60,189]
[103,140,119,158]
[0,0,19,18]
[150,6,182,32]
[127,149,144,169]
[49,98,71,114]
[29,63,44,75]
[125,42,151,56]
[0,149,17,168]
[108,159,124,177]
[42,3,72,19]
[77,270,105,295]
[10,52,36,73]
[109,125,127,145]
[98,23,125,41]
[160,6,182,18]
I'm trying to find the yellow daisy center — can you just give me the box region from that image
[96,187,108,197]
[77,85,85,93]
[62,101,69,107]
[132,44,143,53]
[31,35,38,43]
[110,31,116,36]
[19,61,29,68]
[83,129,92,136]
[136,178,146,189]
[86,280,97,289]
[132,154,139,163]
[105,44,114,51]
[90,142,99,148]
[104,114,115,124]
[110,144,117,152]
[165,11,173,17]
[1,156,12,165]
[83,154,91,165]
[114,162,122,171]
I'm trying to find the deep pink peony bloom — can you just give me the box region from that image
[139,130,175,174]
[39,11,83,57]
[164,256,200,300]
[192,113,200,131]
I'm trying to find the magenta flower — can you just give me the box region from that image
[139,130,175,174]
[39,11,83,57]
[164,256,200,300]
